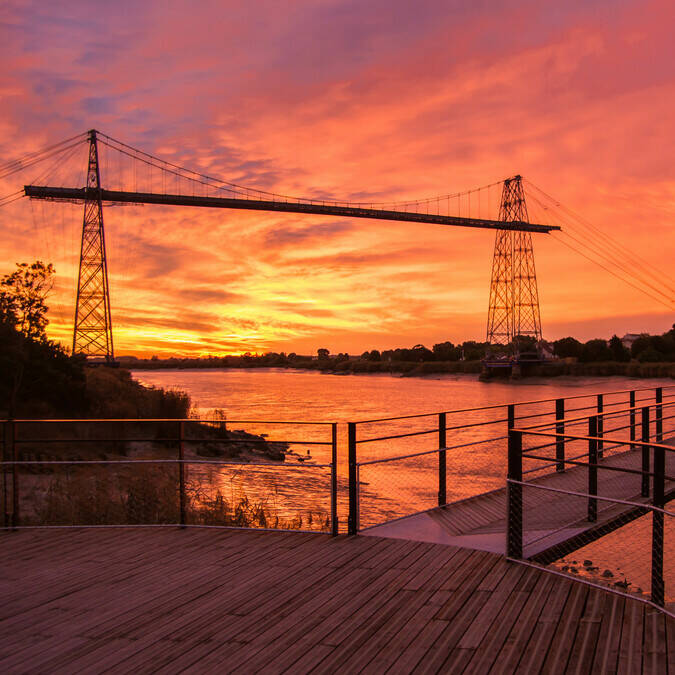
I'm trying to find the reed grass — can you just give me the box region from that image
[27,465,329,531]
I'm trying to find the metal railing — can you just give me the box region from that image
[346,385,674,534]
[506,395,675,612]
[0,418,339,535]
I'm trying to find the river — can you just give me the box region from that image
[132,368,669,426]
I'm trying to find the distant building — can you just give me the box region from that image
[620,333,647,349]
[538,340,556,360]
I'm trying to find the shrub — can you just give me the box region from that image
[85,368,191,418]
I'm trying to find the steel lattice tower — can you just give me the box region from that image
[486,176,542,349]
[72,129,114,361]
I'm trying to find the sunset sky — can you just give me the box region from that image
[1,0,673,356]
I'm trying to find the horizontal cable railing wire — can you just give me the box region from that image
[356,434,509,467]
[0,418,340,536]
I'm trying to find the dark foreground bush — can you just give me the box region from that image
[85,368,191,418]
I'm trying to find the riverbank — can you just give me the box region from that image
[123,357,675,379]
[6,367,288,464]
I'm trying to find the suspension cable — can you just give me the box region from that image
[526,191,673,304]
[525,179,675,289]
[551,232,674,310]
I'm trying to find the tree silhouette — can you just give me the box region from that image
[0,261,85,417]
[608,335,630,362]
[0,261,54,340]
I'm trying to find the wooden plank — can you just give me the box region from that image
[411,591,492,674]
[591,592,625,674]
[515,576,573,673]
[29,540,312,672]
[476,556,510,592]
[541,581,589,672]
[435,552,500,621]
[174,560,408,672]
[227,559,393,645]
[391,540,435,570]
[242,545,459,674]
[0,532,312,670]
[80,546,352,671]
[359,602,439,674]
[642,608,668,675]
[457,564,526,650]
[0,528,249,629]
[617,594,644,675]
[491,572,557,673]
[439,647,475,673]
[313,589,433,673]
[462,589,530,673]
[439,549,492,593]
[666,615,675,674]
[565,588,606,673]
[342,549,489,673]
[276,643,336,674]
[387,618,448,674]
[403,546,462,592]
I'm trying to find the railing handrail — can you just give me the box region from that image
[4,437,333,446]
[351,384,674,425]
[0,458,335,467]
[515,400,674,431]
[513,427,675,452]
[0,417,335,425]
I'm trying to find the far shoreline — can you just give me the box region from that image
[129,364,674,383]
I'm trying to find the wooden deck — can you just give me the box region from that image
[0,528,672,673]
[366,445,675,561]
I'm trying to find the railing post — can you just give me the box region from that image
[331,423,338,536]
[347,423,358,535]
[596,394,604,460]
[629,390,636,451]
[2,421,9,529]
[655,387,663,444]
[507,404,515,430]
[588,416,598,523]
[651,442,665,606]
[641,407,650,498]
[178,421,186,528]
[438,413,447,507]
[507,428,523,559]
[555,398,565,472]
[11,420,18,530]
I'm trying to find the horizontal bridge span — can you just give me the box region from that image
[24,186,560,233]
